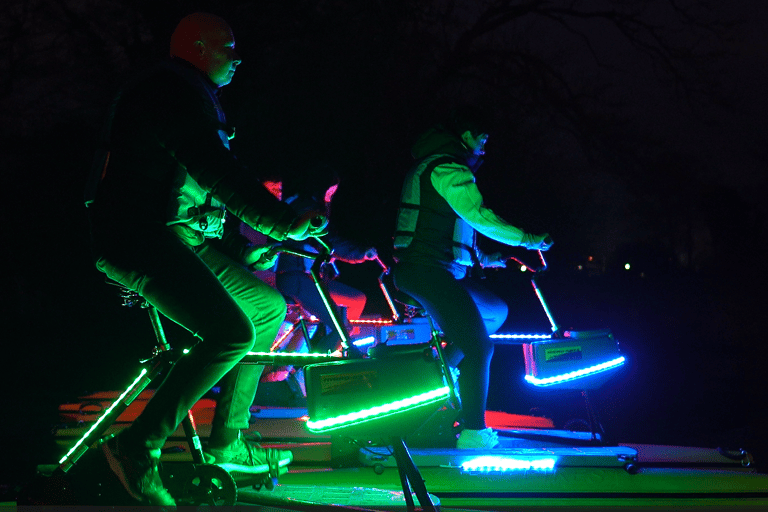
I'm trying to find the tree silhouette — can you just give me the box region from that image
[0,0,747,267]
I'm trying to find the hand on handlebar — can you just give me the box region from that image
[523,233,554,251]
[481,251,507,269]
[330,247,379,265]
[363,247,378,261]
[244,243,280,271]
[286,211,329,241]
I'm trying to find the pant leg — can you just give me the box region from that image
[463,277,508,335]
[197,243,286,429]
[327,280,367,321]
[392,262,494,430]
[94,227,257,449]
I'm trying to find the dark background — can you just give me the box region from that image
[2,0,767,496]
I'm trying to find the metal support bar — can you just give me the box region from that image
[391,437,436,512]
[182,412,205,464]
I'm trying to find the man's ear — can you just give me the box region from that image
[460,130,474,148]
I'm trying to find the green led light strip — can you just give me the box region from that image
[59,368,149,467]
[306,386,450,433]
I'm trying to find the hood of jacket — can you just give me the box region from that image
[411,124,483,171]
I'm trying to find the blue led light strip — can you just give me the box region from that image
[524,357,626,387]
[491,333,551,340]
[352,336,376,347]
[460,455,557,472]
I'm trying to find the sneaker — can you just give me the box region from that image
[100,432,176,506]
[456,427,500,449]
[204,433,293,478]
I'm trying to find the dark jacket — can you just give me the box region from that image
[89,58,296,243]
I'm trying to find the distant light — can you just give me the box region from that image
[525,357,626,387]
[624,263,631,270]
[520,265,527,272]
[588,256,593,262]
[577,265,583,271]
[182,348,190,354]
[460,455,557,473]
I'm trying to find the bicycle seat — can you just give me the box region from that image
[381,273,427,313]
[104,278,148,308]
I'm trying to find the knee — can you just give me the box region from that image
[226,318,258,355]
[265,287,288,321]
[487,302,508,334]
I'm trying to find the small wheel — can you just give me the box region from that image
[624,463,638,475]
[180,463,237,506]
[373,463,385,475]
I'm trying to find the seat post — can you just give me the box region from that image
[140,301,205,461]
[146,305,172,353]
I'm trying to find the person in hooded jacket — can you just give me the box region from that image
[392,111,552,449]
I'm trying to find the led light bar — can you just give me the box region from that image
[524,356,626,387]
[491,333,552,340]
[59,368,150,469]
[247,351,334,359]
[349,319,395,325]
[460,455,557,472]
[306,386,450,433]
[352,336,376,347]
[269,326,297,351]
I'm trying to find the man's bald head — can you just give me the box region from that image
[170,12,241,87]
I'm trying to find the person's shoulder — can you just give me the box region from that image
[119,62,180,95]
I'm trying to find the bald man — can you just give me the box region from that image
[86,13,324,505]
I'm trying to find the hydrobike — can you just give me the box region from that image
[45,241,768,510]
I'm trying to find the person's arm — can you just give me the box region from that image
[155,79,323,240]
[326,232,378,264]
[431,162,550,250]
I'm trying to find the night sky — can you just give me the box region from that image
[2,0,767,494]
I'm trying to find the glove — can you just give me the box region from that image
[333,246,379,264]
[244,244,279,271]
[286,211,328,240]
[360,247,378,262]
[522,233,554,251]
[480,251,507,268]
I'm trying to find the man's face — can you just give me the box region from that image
[200,27,241,87]
[462,131,489,157]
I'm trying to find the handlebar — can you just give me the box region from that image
[507,250,548,273]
